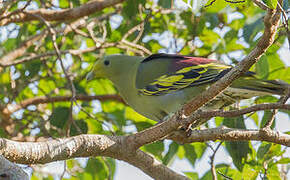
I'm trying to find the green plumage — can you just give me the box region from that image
[87,54,289,121]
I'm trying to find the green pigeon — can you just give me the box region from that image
[87,53,289,121]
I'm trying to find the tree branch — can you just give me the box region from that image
[0,0,125,26]
[252,0,269,10]
[263,95,289,129]
[208,142,223,180]
[0,135,189,180]
[189,103,290,126]
[1,126,290,179]
[169,126,290,146]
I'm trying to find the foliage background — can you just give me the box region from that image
[0,0,289,179]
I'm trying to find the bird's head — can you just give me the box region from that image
[86,55,143,81]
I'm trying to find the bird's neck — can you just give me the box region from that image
[110,59,141,99]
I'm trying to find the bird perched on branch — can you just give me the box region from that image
[87,53,289,122]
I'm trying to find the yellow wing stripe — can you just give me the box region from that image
[139,63,230,96]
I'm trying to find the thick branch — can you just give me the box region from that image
[0,135,189,180]
[0,0,124,26]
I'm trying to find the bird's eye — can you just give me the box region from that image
[104,60,110,66]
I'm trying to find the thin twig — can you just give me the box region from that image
[263,94,289,129]
[277,1,290,51]
[26,12,78,135]
[59,161,67,179]
[217,171,233,180]
[252,0,269,10]
[208,142,223,180]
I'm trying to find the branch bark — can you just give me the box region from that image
[0,0,125,26]
[169,126,290,147]
[1,125,289,179]
[0,135,189,180]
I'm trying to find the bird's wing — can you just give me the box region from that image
[136,53,232,96]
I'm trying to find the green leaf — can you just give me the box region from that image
[260,110,275,129]
[25,61,42,78]
[250,112,259,126]
[257,143,271,160]
[267,164,281,180]
[122,0,145,19]
[143,141,164,159]
[225,141,250,171]
[82,158,109,180]
[225,38,245,52]
[86,118,103,134]
[125,107,151,123]
[267,53,285,73]
[192,143,207,158]
[158,0,172,8]
[256,55,269,79]
[162,142,179,165]
[199,29,220,45]
[276,157,290,164]
[184,144,197,167]
[243,17,263,43]
[216,164,243,180]
[3,38,18,52]
[241,164,259,180]
[177,145,185,159]
[215,117,224,127]
[50,106,70,128]
[70,119,88,136]
[262,0,278,9]
[255,95,278,104]
[59,0,69,8]
[224,116,250,171]
[184,172,199,180]
[223,116,246,129]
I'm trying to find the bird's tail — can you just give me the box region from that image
[231,77,290,96]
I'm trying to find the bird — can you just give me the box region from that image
[86,53,289,122]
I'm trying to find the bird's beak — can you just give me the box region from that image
[86,61,104,81]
